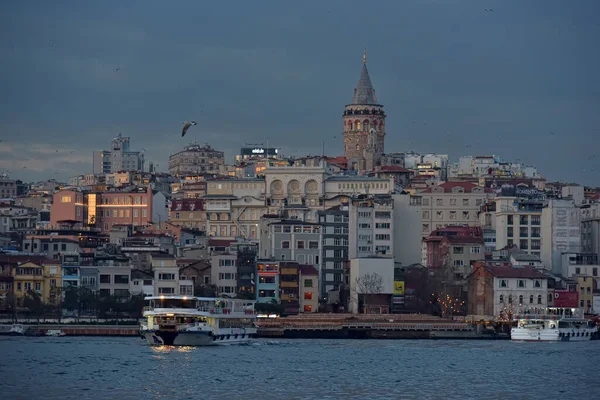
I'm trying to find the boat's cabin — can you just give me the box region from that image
[144,295,257,315]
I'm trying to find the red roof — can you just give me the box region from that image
[445,236,484,244]
[486,265,546,279]
[208,239,235,247]
[0,255,58,265]
[170,199,205,212]
[298,264,318,276]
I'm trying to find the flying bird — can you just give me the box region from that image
[115,68,121,72]
[181,121,197,137]
[549,132,556,135]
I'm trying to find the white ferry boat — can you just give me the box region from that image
[511,307,597,342]
[46,329,66,337]
[139,296,258,346]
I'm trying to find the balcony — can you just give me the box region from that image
[280,281,298,288]
[280,268,298,275]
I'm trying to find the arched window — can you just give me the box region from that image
[363,120,370,131]
[356,144,360,151]
[508,296,513,304]
[356,121,362,130]
[530,295,534,304]
[518,295,523,305]
[537,295,542,304]
[349,121,353,130]
[499,295,504,304]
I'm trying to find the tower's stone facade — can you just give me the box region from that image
[342,53,386,172]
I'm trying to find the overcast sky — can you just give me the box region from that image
[1,0,599,185]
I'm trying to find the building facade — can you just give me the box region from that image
[168,144,224,177]
[318,205,349,297]
[348,196,394,259]
[93,134,144,174]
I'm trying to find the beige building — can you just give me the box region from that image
[203,177,267,239]
[299,265,319,313]
[168,144,224,177]
[151,254,179,295]
[211,253,237,297]
[494,197,544,258]
[419,182,492,237]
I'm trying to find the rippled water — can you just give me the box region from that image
[1,336,599,400]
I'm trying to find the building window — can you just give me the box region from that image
[158,273,175,280]
[304,292,313,300]
[534,280,541,288]
[499,279,508,288]
[519,239,528,250]
[507,215,513,225]
[508,296,512,304]
[471,246,480,254]
[436,199,443,206]
[462,211,470,220]
[449,211,456,220]
[530,216,540,225]
[282,241,290,249]
[303,305,312,312]
[158,287,175,294]
[520,227,529,237]
[453,260,464,267]
[537,295,542,304]
[530,295,534,304]
[499,294,504,303]
[518,295,523,305]
[304,279,313,288]
[436,211,443,220]
[297,241,305,249]
[450,198,457,206]
[308,241,319,249]
[520,215,528,225]
[453,247,464,255]
[518,280,525,288]
[422,198,429,206]
[60,196,72,203]
[99,275,111,284]
[462,199,469,206]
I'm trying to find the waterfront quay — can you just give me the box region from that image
[255,313,504,340]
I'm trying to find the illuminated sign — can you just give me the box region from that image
[393,281,405,295]
[252,148,265,154]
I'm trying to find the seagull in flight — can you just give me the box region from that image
[181,121,197,137]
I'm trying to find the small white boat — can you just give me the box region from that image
[140,296,258,346]
[46,329,66,337]
[8,324,25,336]
[511,307,597,342]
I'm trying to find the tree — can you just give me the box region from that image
[23,290,44,322]
[128,294,146,320]
[235,291,256,301]
[194,283,217,297]
[62,286,79,315]
[430,292,465,318]
[352,272,384,314]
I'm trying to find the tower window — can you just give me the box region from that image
[349,122,353,130]
[364,120,370,131]
[356,121,361,130]
[356,144,360,151]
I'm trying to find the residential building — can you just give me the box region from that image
[348,195,394,259]
[560,253,600,280]
[581,202,600,258]
[256,260,279,303]
[130,269,154,296]
[92,134,144,174]
[467,263,548,319]
[279,262,300,314]
[318,205,349,297]
[541,199,581,273]
[576,276,595,313]
[169,199,206,230]
[342,53,386,172]
[348,257,395,314]
[423,226,485,281]
[168,143,224,177]
[60,252,81,290]
[96,256,133,298]
[0,175,17,198]
[151,254,179,295]
[419,181,492,237]
[236,243,257,298]
[0,263,14,311]
[212,252,237,297]
[494,195,544,257]
[259,219,322,266]
[299,264,319,313]
[392,193,423,267]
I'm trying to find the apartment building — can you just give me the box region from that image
[419,182,492,237]
[211,253,237,297]
[169,198,206,230]
[299,264,319,313]
[318,205,349,297]
[494,196,544,258]
[256,260,279,303]
[151,254,180,295]
[581,202,600,258]
[349,196,394,259]
[541,199,581,273]
[168,143,224,177]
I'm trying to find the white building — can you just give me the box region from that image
[490,266,548,318]
[581,202,600,257]
[348,257,395,314]
[168,143,224,177]
[130,270,154,296]
[392,193,423,267]
[211,253,238,297]
[151,254,180,295]
[93,134,144,174]
[494,196,544,257]
[541,199,581,274]
[348,196,394,259]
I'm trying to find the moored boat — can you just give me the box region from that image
[511,307,597,342]
[46,329,66,337]
[139,296,257,346]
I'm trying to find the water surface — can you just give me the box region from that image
[1,337,598,400]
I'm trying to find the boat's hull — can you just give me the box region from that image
[511,328,596,342]
[141,330,255,346]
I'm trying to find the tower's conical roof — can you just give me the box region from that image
[351,58,379,105]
